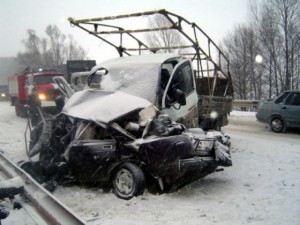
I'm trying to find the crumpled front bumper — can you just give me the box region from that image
[178,157,217,174]
[164,135,233,176]
[178,145,232,174]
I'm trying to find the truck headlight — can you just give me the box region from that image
[38,93,46,101]
[210,111,218,119]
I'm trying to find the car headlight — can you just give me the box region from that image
[1,93,6,98]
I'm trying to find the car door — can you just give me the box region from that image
[282,92,300,127]
[68,122,117,181]
[161,59,199,128]
[269,91,290,116]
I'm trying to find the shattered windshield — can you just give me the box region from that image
[99,63,161,104]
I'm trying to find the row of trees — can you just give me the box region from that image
[222,0,300,100]
[18,1,299,101]
[17,25,88,69]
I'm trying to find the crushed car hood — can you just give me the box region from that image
[62,89,152,124]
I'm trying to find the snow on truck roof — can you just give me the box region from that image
[91,53,180,73]
[102,53,180,65]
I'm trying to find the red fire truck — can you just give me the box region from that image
[8,68,64,117]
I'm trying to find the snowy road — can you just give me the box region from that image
[0,101,299,225]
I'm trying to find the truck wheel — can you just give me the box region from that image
[15,100,21,117]
[15,105,20,117]
[112,162,145,200]
[214,120,221,131]
[270,117,286,133]
[15,100,27,118]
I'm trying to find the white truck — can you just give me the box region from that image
[69,9,233,130]
[87,53,232,130]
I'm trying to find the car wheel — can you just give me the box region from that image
[270,117,286,133]
[112,162,145,200]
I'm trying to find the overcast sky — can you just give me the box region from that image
[0,0,250,63]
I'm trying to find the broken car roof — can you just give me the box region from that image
[62,89,152,124]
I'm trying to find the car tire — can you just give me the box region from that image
[112,162,145,200]
[15,100,27,118]
[270,117,286,133]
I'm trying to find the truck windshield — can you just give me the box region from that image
[34,75,56,84]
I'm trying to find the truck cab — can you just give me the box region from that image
[87,54,199,128]
[8,69,64,117]
[25,71,63,101]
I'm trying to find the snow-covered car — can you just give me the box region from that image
[22,89,232,200]
[256,90,300,133]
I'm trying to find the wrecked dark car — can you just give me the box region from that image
[22,89,232,200]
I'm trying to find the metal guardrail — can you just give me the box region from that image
[0,151,86,225]
[232,100,259,111]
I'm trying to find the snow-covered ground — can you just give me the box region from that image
[0,101,299,225]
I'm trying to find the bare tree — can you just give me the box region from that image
[45,25,67,67]
[271,0,300,90]
[17,25,88,68]
[145,14,184,53]
[66,34,88,60]
[17,29,43,68]
[252,1,283,97]
[223,24,264,100]
[256,0,300,94]
[222,0,300,100]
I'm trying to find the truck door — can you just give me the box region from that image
[25,75,34,100]
[161,59,199,128]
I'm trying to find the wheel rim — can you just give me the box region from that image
[115,169,134,195]
[271,118,283,132]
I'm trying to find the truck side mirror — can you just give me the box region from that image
[87,74,94,87]
[87,68,108,87]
